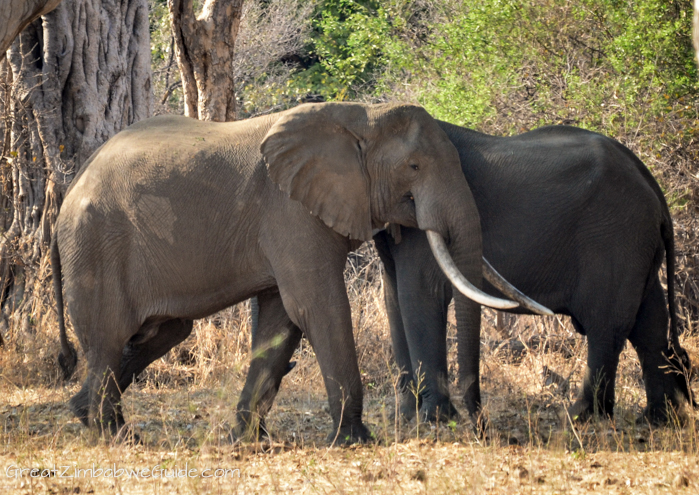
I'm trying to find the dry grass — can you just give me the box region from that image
[2,243,699,494]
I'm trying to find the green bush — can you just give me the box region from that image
[290,0,407,100]
[295,0,696,135]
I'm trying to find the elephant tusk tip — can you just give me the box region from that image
[481,256,555,316]
[532,303,554,316]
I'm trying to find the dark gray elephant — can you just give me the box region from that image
[52,102,535,443]
[373,122,694,425]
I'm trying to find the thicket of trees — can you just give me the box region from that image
[1,0,698,352]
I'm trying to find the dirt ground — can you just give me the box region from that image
[2,247,699,494]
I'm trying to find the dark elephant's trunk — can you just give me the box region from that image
[413,176,487,420]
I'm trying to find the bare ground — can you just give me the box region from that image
[2,244,699,494]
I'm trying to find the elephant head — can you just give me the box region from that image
[260,102,516,309]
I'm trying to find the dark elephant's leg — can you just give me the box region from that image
[398,280,455,421]
[374,231,419,419]
[567,258,642,422]
[118,319,194,391]
[235,290,302,437]
[455,295,482,421]
[569,325,626,421]
[628,277,692,424]
[394,229,458,422]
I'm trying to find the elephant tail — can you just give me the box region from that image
[661,215,680,352]
[661,212,696,406]
[52,235,77,381]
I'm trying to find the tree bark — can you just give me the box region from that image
[168,0,243,122]
[0,0,63,55]
[0,0,151,345]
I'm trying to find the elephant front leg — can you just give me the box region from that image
[455,294,483,424]
[234,291,302,440]
[375,228,458,422]
[399,284,458,422]
[277,272,370,444]
[387,285,421,420]
[374,231,419,420]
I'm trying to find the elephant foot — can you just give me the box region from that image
[69,385,90,427]
[568,398,613,423]
[233,409,269,442]
[111,424,142,445]
[230,423,270,443]
[640,400,690,427]
[419,400,459,423]
[69,381,126,435]
[391,389,421,421]
[327,423,373,446]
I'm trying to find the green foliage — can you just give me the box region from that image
[290,0,408,100]
[293,0,696,137]
[149,0,170,66]
[149,0,183,113]
[150,0,698,161]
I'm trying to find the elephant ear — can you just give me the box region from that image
[260,103,373,241]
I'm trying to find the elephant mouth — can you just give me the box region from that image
[426,230,553,315]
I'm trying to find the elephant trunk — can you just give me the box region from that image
[413,176,490,420]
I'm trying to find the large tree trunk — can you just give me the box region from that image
[168,0,243,122]
[0,0,151,346]
[0,0,63,55]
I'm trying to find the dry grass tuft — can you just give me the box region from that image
[2,243,699,493]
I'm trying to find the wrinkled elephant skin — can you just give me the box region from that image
[374,122,693,424]
[53,103,505,444]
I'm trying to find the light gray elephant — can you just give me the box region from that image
[52,102,543,443]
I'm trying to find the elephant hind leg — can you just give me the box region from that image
[628,277,692,424]
[569,320,629,422]
[118,318,194,391]
[69,381,91,426]
[70,318,195,427]
[235,291,302,440]
[72,341,127,436]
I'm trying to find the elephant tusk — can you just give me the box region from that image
[482,257,554,316]
[426,231,519,310]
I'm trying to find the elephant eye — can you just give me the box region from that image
[410,164,419,171]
